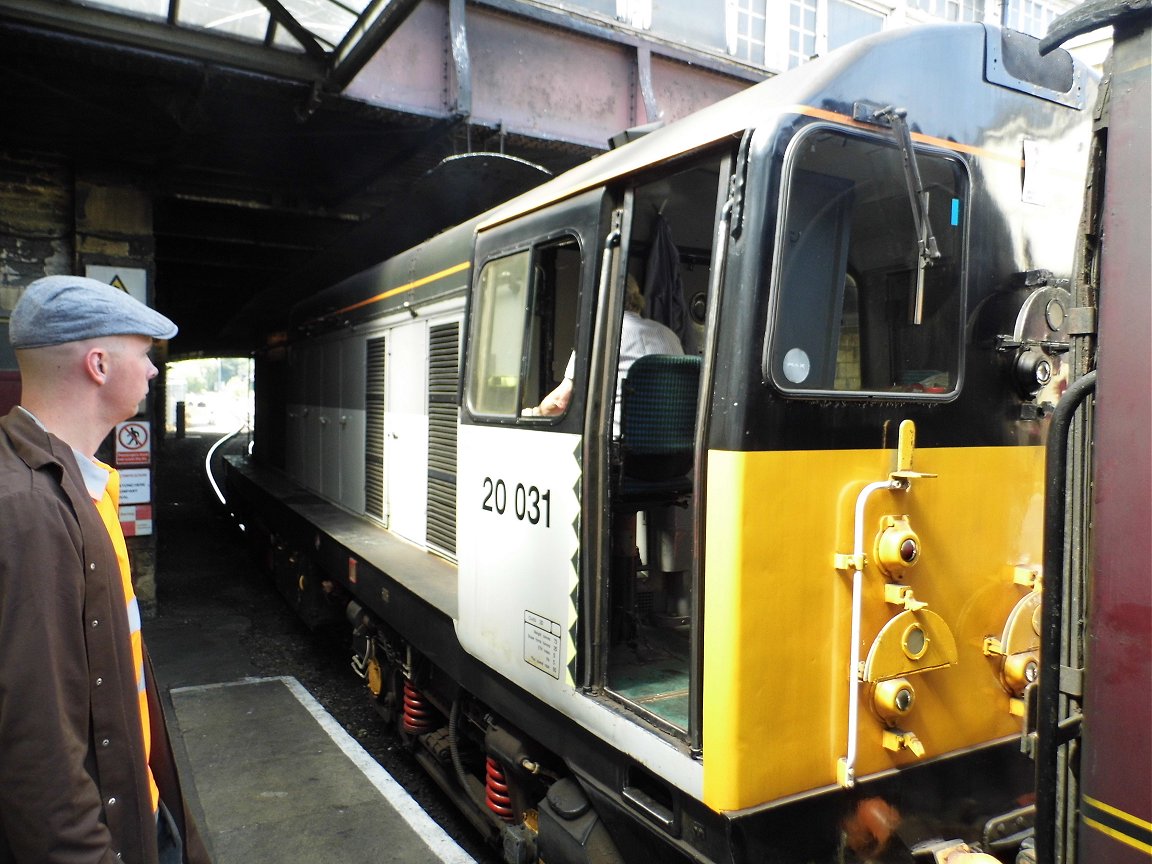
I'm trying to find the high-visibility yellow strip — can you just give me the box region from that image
[333,260,471,316]
[1083,794,1152,855]
[1083,818,1152,855]
[1085,795,1152,831]
[701,445,1047,809]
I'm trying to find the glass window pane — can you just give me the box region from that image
[524,240,582,414]
[1007,0,1077,37]
[768,127,968,396]
[272,26,308,52]
[467,251,532,416]
[280,0,359,49]
[179,0,271,42]
[569,0,618,15]
[828,0,884,52]
[83,0,168,20]
[729,0,768,65]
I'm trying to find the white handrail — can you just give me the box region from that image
[843,477,906,787]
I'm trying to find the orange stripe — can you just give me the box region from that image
[331,260,472,317]
[343,105,1013,316]
[786,104,1021,163]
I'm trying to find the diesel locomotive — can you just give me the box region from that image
[220,16,1132,863]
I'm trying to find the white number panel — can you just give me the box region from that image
[456,424,581,694]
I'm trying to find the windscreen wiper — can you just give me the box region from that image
[872,105,941,324]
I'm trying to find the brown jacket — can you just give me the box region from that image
[0,408,210,864]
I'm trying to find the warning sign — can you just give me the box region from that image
[117,468,152,536]
[119,504,153,537]
[115,421,151,466]
[85,265,147,307]
[119,468,151,505]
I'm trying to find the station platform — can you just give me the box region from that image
[143,430,481,864]
[146,618,477,864]
[165,675,475,863]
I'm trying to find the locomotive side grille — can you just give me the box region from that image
[365,336,386,522]
[427,322,459,556]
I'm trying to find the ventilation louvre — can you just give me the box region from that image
[426,323,460,556]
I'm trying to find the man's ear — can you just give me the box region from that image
[84,347,108,384]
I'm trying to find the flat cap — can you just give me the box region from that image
[9,275,177,349]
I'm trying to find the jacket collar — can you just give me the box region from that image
[2,406,84,492]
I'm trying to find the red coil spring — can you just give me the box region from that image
[485,756,517,822]
[401,680,437,734]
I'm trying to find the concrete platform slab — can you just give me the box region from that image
[168,676,476,864]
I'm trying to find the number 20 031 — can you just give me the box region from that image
[481,477,551,527]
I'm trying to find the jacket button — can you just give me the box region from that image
[90,562,96,570]
[90,619,99,628]
[107,797,116,806]
[95,677,103,686]
[101,738,110,747]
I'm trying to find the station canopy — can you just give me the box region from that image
[0,0,581,355]
[13,0,422,88]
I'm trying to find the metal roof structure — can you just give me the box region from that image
[0,0,764,355]
[0,0,766,355]
[2,0,428,88]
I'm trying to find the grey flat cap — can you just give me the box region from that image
[9,275,177,349]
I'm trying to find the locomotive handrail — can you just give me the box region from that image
[838,419,938,786]
[1035,369,1096,864]
[686,189,734,756]
[586,205,626,691]
[840,477,906,787]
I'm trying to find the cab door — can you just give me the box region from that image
[456,188,609,703]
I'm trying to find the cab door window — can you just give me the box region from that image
[468,250,532,416]
[466,237,581,418]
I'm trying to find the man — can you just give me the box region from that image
[527,274,683,431]
[614,273,683,438]
[0,276,210,864]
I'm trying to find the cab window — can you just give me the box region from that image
[767,125,968,396]
[466,237,581,418]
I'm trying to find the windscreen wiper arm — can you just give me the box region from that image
[874,105,941,324]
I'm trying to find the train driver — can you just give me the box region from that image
[525,274,683,434]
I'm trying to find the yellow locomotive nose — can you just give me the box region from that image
[875,516,920,578]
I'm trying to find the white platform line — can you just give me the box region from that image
[172,676,477,864]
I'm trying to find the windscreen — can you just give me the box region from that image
[767,125,968,397]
